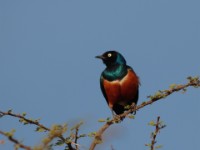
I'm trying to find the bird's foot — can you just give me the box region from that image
[132,104,137,115]
[113,114,122,123]
[111,110,124,122]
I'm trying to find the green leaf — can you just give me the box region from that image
[19,118,28,125]
[35,127,46,132]
[79,134,87,138]
[55,139,64,146]
[88,132,96,137]
[169,84,177,89]
[128,114,135,119]
[5,129,16,137]
[21,112,26,117]
[34,118,41,123]
[141,101,147,105]
[155,145,163,149]
[124,105,131,109]
[181,88,187,93]
[7,109,12,113]
[98,119,106,122]
[145,143,151,147]
[148,121,155,126]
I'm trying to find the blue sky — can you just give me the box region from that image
[0,1,199,150]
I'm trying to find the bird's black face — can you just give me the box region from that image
[96,51,118,66]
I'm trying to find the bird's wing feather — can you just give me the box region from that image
[100,75,109,104]
[127,65,140,85]
[127,66,140,105]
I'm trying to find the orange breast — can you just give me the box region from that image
[103,69,139,109]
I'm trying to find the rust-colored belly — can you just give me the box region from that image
[103,69,139,109]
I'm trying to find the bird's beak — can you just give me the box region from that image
[95,55,105,60]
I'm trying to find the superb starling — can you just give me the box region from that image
[96,51,140,115]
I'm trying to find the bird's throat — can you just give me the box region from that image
[102,65,128,81]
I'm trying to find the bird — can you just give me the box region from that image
[96,51,140,116]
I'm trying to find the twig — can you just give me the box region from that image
[151,116,160,150]
[89,76,200,150]
[75,127,79,150]
[150,116,165,150]
[0,111,49,131]
[145,116,165,149]
[0,111,75,150]
[0,130,31,150]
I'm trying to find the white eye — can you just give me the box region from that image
[107,53,112,57]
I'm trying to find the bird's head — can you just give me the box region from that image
[95,51,126,67]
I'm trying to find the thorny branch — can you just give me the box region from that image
[0,76,199,150]
[0,110,49,131]
[0,111,74,150]
[150,116,165,150]
[89,76,200,150]
[75,127,79,150]
[0,130,31,150]
[151,116,161,150]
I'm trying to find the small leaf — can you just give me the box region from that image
[5,129,16,137]
[124,105,131,109]
[7,109,12,113]
[55,139,64,146]
[169,84,177,89]
[148,121,155,126]
[181,88,187,93]
[34,118,41,123]
[88,132,96,137]
[22,112,26,117]
[14,144,20,149]
[155,145,163,149]
[106,117,111,121]
[145,143,151,147]
[98,119,106,122]
[79,134,87,138]
[19,118,28,125]
[128,114,135,119]
[141,101,147,105]
[35,127,46,132]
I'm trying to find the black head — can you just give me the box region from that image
[95,51,126,67]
